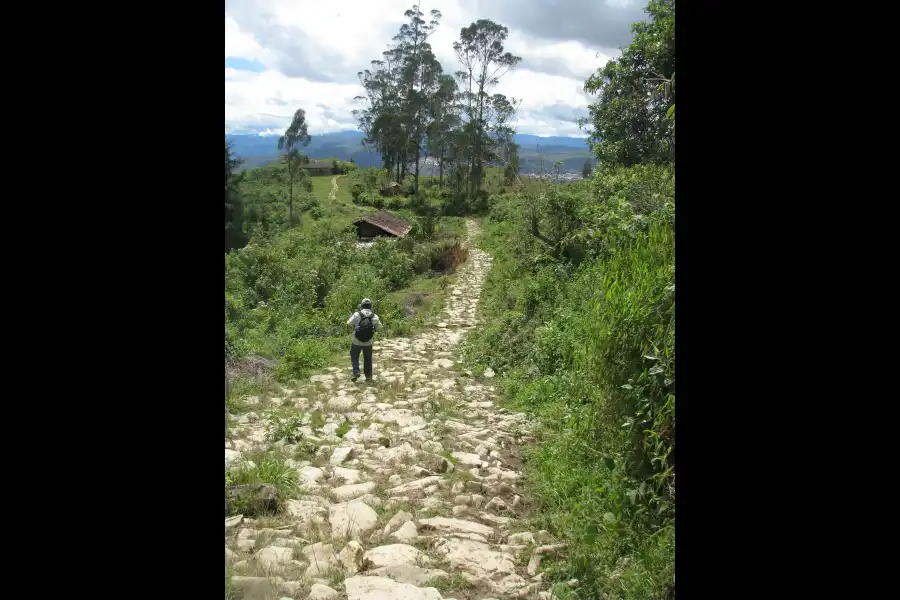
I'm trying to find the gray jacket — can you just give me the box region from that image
[346,309,382,346]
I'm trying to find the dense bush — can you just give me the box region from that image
[226,214,466,381]
[462,164,675,599]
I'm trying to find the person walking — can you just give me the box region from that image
[346,298,382,382]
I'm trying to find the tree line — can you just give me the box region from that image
[353,5,522,211]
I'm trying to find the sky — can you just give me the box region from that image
[225,0,647,138]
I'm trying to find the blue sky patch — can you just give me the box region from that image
[225,56,265,72]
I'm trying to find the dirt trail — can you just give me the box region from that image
[329,176,338,202]
[226,220,559,600]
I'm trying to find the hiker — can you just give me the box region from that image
[346,298,382,382]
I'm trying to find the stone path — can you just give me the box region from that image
[226,221,560,600]
[328,176,338,202]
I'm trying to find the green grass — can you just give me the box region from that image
[226,161,473,383]
[225,450,300,515]
[335,418,352,438]
[461,165,675,599]
[425,573,477,596]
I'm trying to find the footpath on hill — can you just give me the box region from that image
[226,220,570,600]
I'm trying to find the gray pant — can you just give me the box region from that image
[350,344,373,378]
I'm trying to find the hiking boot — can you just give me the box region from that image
[351,374,360,382]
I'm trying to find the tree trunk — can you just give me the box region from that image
[414,138,421,194]
[439,144,445,189]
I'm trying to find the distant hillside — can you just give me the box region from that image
[225,130,595,174]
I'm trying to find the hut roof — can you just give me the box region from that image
[304,160,333,169]
[354,211,412,238]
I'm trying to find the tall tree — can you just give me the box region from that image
[225,139,245,252]
[427,75,460,189]
[278,108,312,154]
[580,0,675,166]
[392,4,443,192]
[355,49,404,182]
[453,19,522,204]
[282,149,310,225]
[503,142,520,185]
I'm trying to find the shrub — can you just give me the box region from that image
[462,164,675,599]
[350,183,365,202]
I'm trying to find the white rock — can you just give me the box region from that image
[499,544,528,558]
[451,451,483,466]
[363,544,431,569]
[329,501,378,538]
[308,583,340,600]
[434,537,516,581]
[417,517,494,537]
[344,576,443,600]
[374,443,417,465]
[302,542,339,577]
[383,510,414,535]
[255,546,293,570]
[285,499,327,521]
[420,496,445,511]
[332,467,362,484]
[299,466,326,487]
[358,493,383,507]
[483,368,495,378]
[230,576,283,598]
[225,449,243,467]
[338,540,365,573]
[332,481,377,501]
[422,440,443,453]
[478,512,512,526]
[329,396,356,410]
[507,532,536,546]
[391,521,419,543]
[485,497,507,512]
[389,476,443,496]
[225,514,244,530]
[368,565,449,586]
[331,446,355,465]
[527,553,542,576]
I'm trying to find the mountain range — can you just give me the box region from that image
[226,130,595,174]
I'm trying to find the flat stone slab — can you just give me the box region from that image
[344,576,443,600]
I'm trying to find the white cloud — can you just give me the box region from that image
[225,68,361,135]
[224,17,273,65]
[224,0,633,137]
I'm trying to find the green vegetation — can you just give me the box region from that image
[225,450,299,515]
[267,413,305,443]
[579,0,675,167]
[353,7,521,211]
[460,3,675,598]
[224,2,675,597]
[225,138,468,382]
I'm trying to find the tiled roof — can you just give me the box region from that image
[354,211,412,237]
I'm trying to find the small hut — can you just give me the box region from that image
[380,181,403,197]
[353,211,412,242]
[303,160,334,176]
